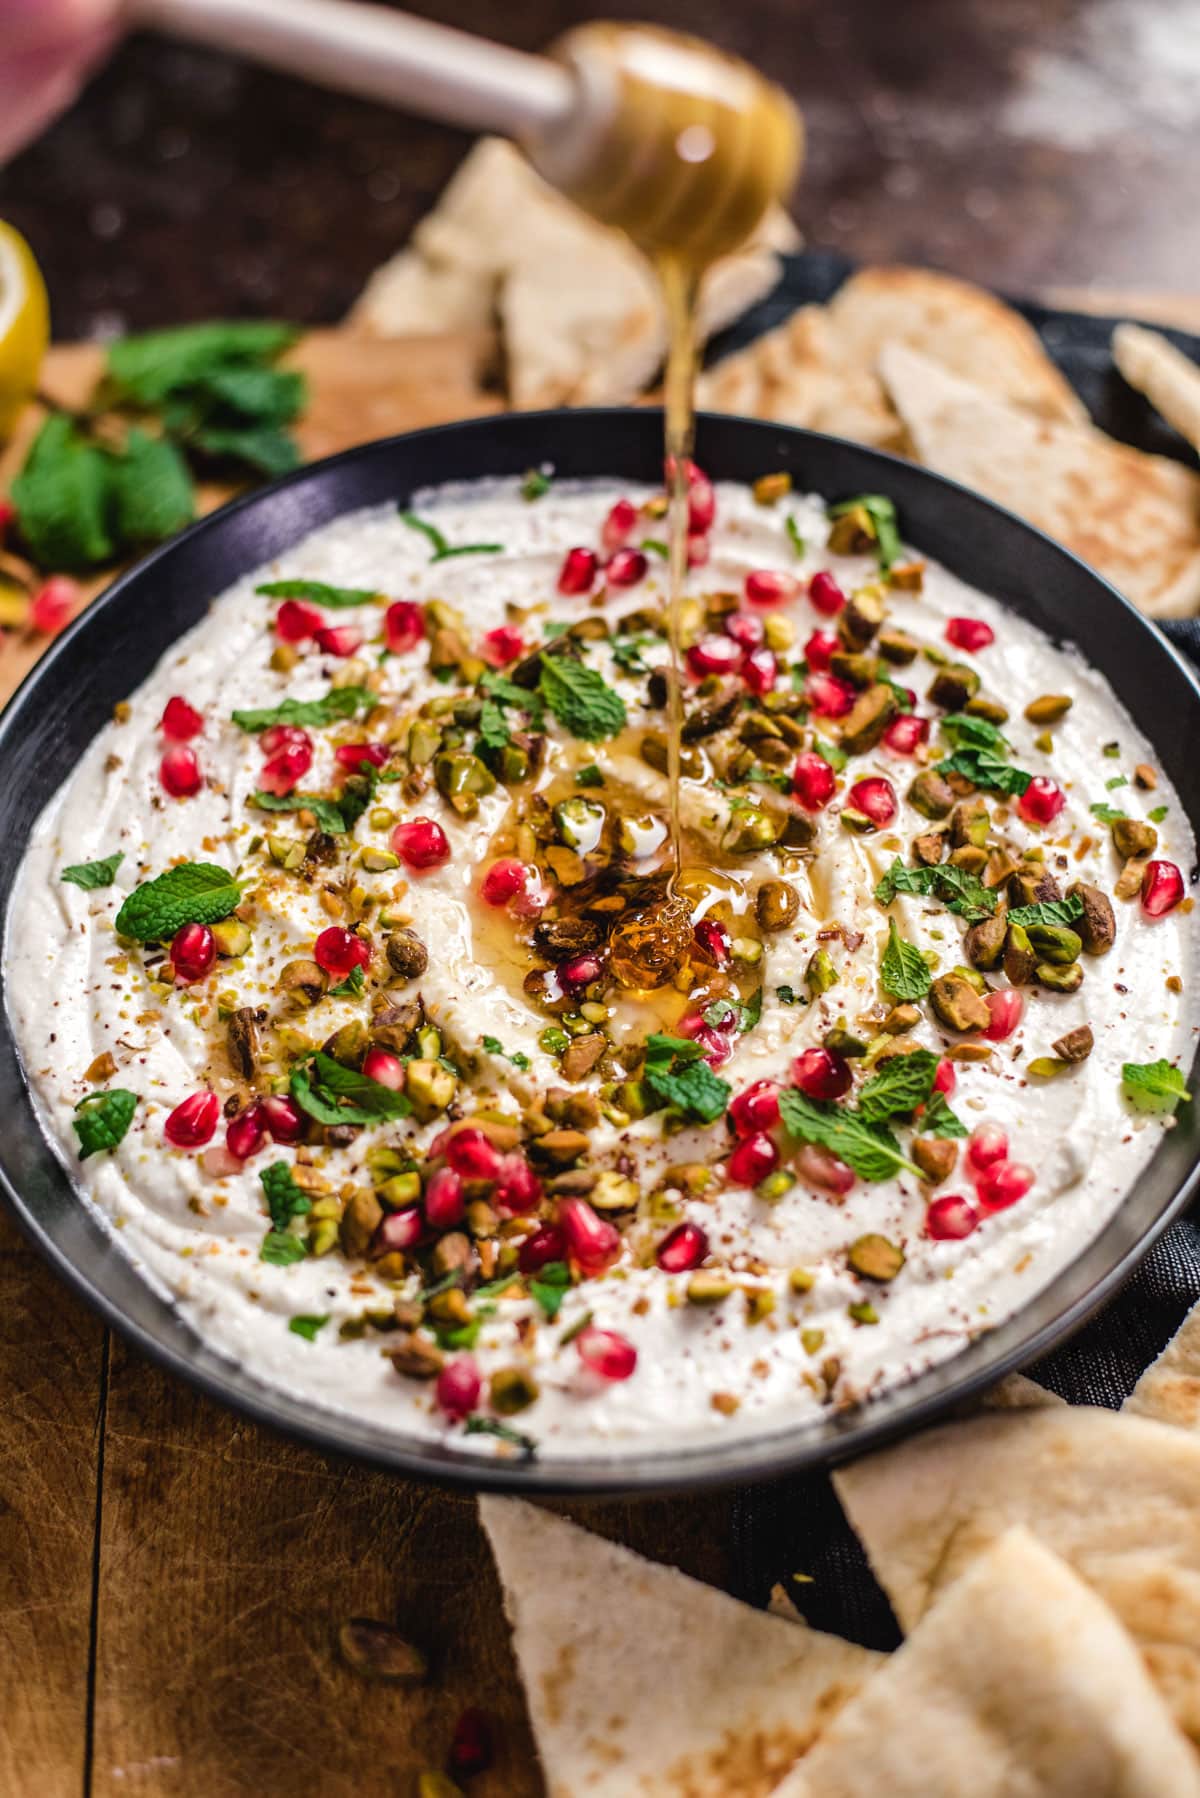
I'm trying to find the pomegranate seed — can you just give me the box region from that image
[28,576,78,636]
[160,695,203,740]
[160,744,202,797]
[792,750,837,810]
[967,1123,1009,1173]
[481,859,530,907]
[809,571,846,615]
[694,1024,735,1067]
[259,724,311,755]
[226,1101,267,1161]
[687,532,710,568]
[728,1131,779,1187]
[385,600,424,654]
[742,646,778,695]
[261,1095,304,1143]
[0,498,14,534]
[314,624,361,657]
[164,1090,219,1148]
[745,568,799,608]
[1142,860,1185,918]
[493,1153,542,1216]
[362,1047,405,1090]
[258,741,312,795]
[685,461,716,533]
[557,546,598,594]
[926,1194,980,1240]
[372,1208,423,1255]
[805,672,856,718]
[518,1224,564,1272]
[983,988,1024,1041]
[392,817,450,870]
[656,1220,709,1272]
[448,1708,493,1779]
[793,1045,853,1100]
[601,497,638,552]
[846,777,897,828]
[576,1325,638,1381]
[804,628,839,671]
[424,1166,465,1230]
[729,1079,781,1137]
[1017,776,1066,826]
[314,926,371,980]
[559,1198,620,1274]
[883,713,930,756]
[976,1160,1035,1212]
[686,633,743,677]
[606,547,647,588]
[795,1142,856,1195]
[946,617,995,653]
[334,742,388,769]
[480,624,525,667]
[693,918,731,965]
[933,1058,957,1096]
[275,599,323,642]
[557,953,602,991]
[724,611,765,649]
[170,922,216,984]
[436,1355,482,1420]
[445,1126,502,1180]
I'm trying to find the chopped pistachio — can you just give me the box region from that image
[847,1234,905,1282]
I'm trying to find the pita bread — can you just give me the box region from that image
[1114,322,1200,456]
[879,343,1200,617]
[773,1528,1200,1798]
[1125,1300,1200,1432]
[478,1496,879,1797]
[698,264,1084,448]
[834,1406,1200,1743]
[980,1370,1064,1410]
[351,138,797,408]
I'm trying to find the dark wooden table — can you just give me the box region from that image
[3,3,1200,1792]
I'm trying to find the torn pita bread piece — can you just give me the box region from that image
[478,1495,879,1797]
[880,343,1200,617]
[772,1527,1200,1798]
[979,1369,1065,1410]
[1125,1299,1200,1432]
[834,1406,1200,1745]
[698,263,1084,448]
[350,137,798,408]
[1114,322,1200,456]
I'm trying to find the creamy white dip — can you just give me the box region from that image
[7,476,1197,1460]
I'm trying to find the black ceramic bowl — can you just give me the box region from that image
[2,409,1198,1495]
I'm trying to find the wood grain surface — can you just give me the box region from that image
[1,289,1195,1795]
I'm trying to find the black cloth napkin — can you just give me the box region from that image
[729,617,1200,1645]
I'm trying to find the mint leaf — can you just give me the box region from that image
[12,414,116,570]
[464,1415,537,1456]
[256,579,378,609]
[289,1314,330,1341]
[828,494,901,570]
[1090,803,1127,824]
[776,985,799,1006]
[786,514,806,556]
[260,1160,312,1232]
[73,1089,138,1160]
[1006,895,1085,930]
[115,862,241,941]
[643,1035,730,1123]
[522,468,551,501]
[814,738,848,773]
[641,537,669,558]
[61,851,123,890]
[192,424,299,477]
[231,686,375,732]
[110,428,195,545]
[290,1052,412,1127]
[529,1260,571,1321]
[779,1088,922,1182]
[881,919,932,1002]
[1121,1059,1192,1116]
[857,1050,939,1124]
[329,965,365,999]
[874,858,996,923]
[538,655,627,741]
[612,635,653,674]
[480,1035,530,1071]
[250,791,349,834]
[107,321,299,406]
[575,763,604,788]
[940,713,1009,753]
[261,1232,307,1266]
[923,1092,968,1140]
[399,509,501,563]
[937,746,1032,797]
[201,363,304,426]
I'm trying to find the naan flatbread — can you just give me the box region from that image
[834,1406,1200,1743]
[1114,322,1200,456]
[880,343,1200,617]
[1125,1299,1200,1432]
[478,1496,879,1797]
[773,1528,1200,1798]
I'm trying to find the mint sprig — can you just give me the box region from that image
[115,862,241,941]
[231,685,375,733]
[73,1089,138,1160]
[857,1050,939,1124]
[256,579,378,609]
[399,509,502,563]
[874,858,996,923]
[643,1033,731,1124]
[779,1088,922,1182]
[290,1052,412,1127]
[538,655,627,741]
[1006,895,1084,930]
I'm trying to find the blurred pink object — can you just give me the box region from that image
[0,0,122,163]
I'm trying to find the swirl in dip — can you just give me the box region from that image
[7,471,1197,1459]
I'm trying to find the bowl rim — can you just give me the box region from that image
[1,406,1198,1496]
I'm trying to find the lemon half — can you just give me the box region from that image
[0,222,49,440]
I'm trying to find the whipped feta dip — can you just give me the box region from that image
[7,473,1197,1461]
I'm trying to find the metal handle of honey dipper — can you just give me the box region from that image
[129,2,801,259]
